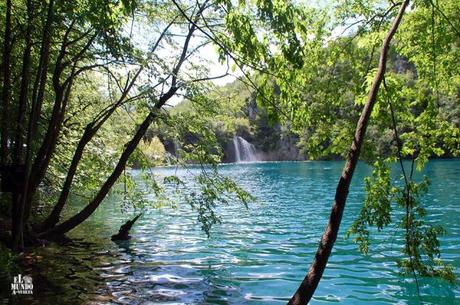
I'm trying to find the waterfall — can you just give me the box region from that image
[233,136,258,162]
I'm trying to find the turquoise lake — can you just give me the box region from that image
[22,160,460,304]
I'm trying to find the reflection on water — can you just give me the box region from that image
[8,160,460,304]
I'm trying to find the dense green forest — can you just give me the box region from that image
[145,50,460,164]
[0,0,459,304]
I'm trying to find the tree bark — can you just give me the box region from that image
[11,0,34,251]
[24,82,68,223]
[40,86,178,238]
[37,16,174,232]
[38,69,142,232]
[39,11,199,238]
[27,38,73,200]
[39,105,165,239]
[287,1,410,304]
[14,0,33,163]
[29,0,54,143]
[18,0,55,232]
[25,31,98,222]
[39,88,178,239]
[37,126,90,232]
[1,0,12,166]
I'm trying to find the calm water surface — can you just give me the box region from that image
[19,160,460,304]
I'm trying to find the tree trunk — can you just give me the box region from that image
[39,87,177,239]
[38,69,142,232]
[17,0,55,237]
[287,1,410,304]
[11,0,34,251]
[30,0,54,131]
[25,29,97,223]
[37,128,90,232]
[39,110,158,239]
[23,84,68,223]
[14,0,33,163]
[39,13,197,238]
[1,0,12,166]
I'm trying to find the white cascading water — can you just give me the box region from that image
[233,136,258,162]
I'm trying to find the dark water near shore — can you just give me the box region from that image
[6,160,460,304]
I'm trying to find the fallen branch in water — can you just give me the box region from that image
[111,213,143,241]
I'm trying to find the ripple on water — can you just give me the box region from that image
[20,160,460,305]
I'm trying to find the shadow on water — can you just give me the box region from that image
[2,239,113,305]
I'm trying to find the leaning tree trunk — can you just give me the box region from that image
[39,14,198,239]
[38,88,177,239]
[38,69,142,233]
[39,110,157,239]
[288,1,410,304]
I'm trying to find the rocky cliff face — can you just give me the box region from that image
[157,91,306,163]
[159,128,305,163]
[255,132,305,161]
[220,97,305,162]
[220,133,304,163]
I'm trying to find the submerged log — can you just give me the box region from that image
[111,213,142,241]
